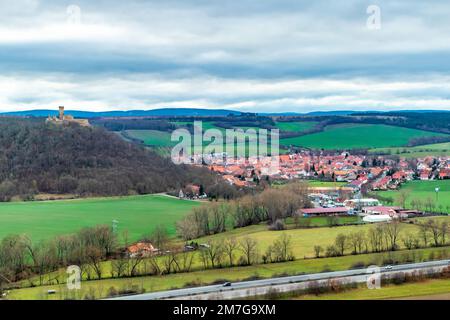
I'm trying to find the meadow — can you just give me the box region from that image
[0,195,200,243]
[296,278,450,300]
[280,124,448,150]
[376,180,450,213]
[275,121,318,132]
[124,130,176,147]
[369,142,450,158]
[191,220,424,258]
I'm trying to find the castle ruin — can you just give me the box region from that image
[46,106,90,127]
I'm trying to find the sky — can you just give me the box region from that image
[1,0,450,113]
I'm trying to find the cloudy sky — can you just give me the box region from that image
[1,0,450,113]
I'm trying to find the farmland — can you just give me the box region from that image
[376,180,450,213]
[280,124,447,149]
[125,130,175,147]
[275,121,318,132]
[295,278,450,300]
[370,142,450,158]
[190,220,425,258]
[0,195,200,243]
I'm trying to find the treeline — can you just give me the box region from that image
[0,225,116,287]
[176,183,311,240]
[91,118,176,132]
[407,135,450,147]
[313,219,449,258]
[0,223,294,295]
[0,118,235,200]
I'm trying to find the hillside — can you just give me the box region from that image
[280,124,448,150]
[0,118,223,200]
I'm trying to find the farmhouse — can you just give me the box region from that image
[361,206,421,219]
[126,242,158,258]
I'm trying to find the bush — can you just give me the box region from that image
[269,219,286,231]
[107,286,119,297]
[350,261,366,269]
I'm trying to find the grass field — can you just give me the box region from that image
[370,142,450,158]
[307,181,347,188]
[296,278,450,300]
[125,130,176,147]
[192,220,423,258]
[0,195,200,243]
[376,180,450,213]
[125,126,277,157]
[7,246,450,300]
[280,124,448,150]
[275,121,318,132]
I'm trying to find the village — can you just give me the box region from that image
[175,151,450,226]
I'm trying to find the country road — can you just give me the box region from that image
[108,259,450,300]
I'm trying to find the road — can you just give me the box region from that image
[108,259,450,300]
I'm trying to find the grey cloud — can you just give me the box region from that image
[0,0,449,111]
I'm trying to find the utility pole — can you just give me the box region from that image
[112,219,119,234]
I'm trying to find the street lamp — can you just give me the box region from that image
[435,187,440,202]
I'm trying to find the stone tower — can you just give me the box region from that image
[59,106,64,120]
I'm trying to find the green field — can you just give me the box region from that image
[125,130,176,147]
[126,127,276,157]
[280,124,448,150]
[376,180,450,213]
[192,220,423,258]
[0,195,200,243]
[307,181,348,188]
[296,278,450,300]
[275,121,318,132]
[370,142,450,158]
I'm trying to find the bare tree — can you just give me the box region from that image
[85,246,103,280]
[418,222,430,247]
[397,190,411,209]
[334,234,347,256]
[178,250,195,273]
[313,245,322,258]
[239,237,259,265]
[272,233,294,262]
[383,221,403,251]
[368,225,384,252]
[176,217,198,241]
[440,221,448,246]
[209,203,227,234]
[111,255,128,278]
[149,225,169,252]
[427,219,441,246]
[204,241,224,268]
[223,237,239,266]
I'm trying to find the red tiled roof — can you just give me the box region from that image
[299,207,350,215]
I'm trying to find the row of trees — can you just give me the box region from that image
[313,219,449,258]
[0,225,295,291]
[176,183,311,240]
[0,225,116,288]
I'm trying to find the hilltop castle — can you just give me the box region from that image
[46,106,90,127]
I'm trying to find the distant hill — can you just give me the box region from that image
[0,108,242,118]
[0,118,228,201]
[2,108,448,118]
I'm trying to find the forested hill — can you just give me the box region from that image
[0,118,222,201]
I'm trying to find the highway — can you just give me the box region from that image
[108,259,450,300]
